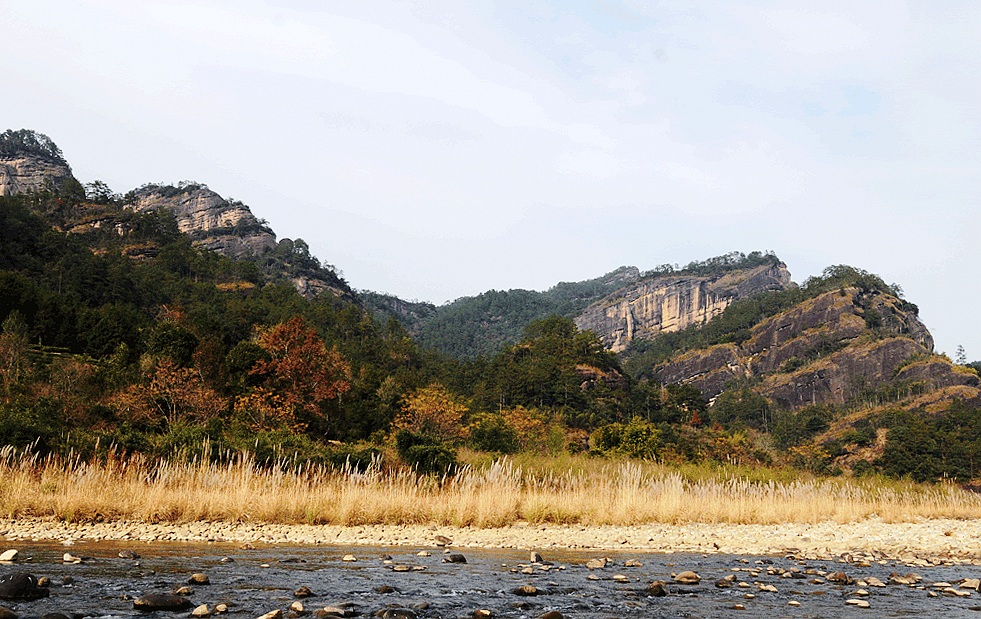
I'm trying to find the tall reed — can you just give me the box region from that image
[2,446,979,525]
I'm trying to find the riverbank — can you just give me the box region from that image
[4,517,981,565]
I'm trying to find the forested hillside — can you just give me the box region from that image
[2,129,980,485]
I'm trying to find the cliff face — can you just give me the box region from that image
[0,155,75,197]
[127,185,277,259]
[648,286,974,410]
[575,263,793,352]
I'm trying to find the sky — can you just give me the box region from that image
[2,1,978,359]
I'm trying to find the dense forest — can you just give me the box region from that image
[1,138,980,483]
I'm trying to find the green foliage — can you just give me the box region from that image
[468,414,519,453]
[771,405,836,449]
[643,250,781,278]
[0,397,65,452]
[0,129,66,164]
[590,417,660,459]
[470,315,629,428]
[710,387,770,431]
[394,429,457,475]
[875,403,981,482]
[145,322,199,367]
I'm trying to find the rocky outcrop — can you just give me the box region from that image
[763,337,926,409]
[127,184,276,259]
[575,263,792,352]
[0,155,74,197]
[649,287,951,409]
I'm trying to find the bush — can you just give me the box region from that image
[395,429,457,475]
[468,415,519,454]
[588,417,659,460]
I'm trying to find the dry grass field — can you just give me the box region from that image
[2,446,980,527]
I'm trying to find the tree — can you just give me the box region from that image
[955,345,968,366]
[0,312,31,402]
[393,383,469,443]
[248,316,351,432]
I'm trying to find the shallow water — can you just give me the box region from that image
[1,540,979,619]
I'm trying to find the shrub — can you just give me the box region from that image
[468,414,519,453]
[395,429,457,475]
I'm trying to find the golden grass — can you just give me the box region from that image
[2,446,980,526]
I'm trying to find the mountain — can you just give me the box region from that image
[0,131,349,300]
[374,253,791,359]
[575,259,791,352]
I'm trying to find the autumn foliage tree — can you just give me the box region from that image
[239,316,351,432]
[393,382,469,443]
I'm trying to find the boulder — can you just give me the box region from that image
[0,552,17,563]
[443,554,467,564]
[645,581,668,597]
[133,594,192,611]
[0,573,49,601]
[673,571,700,585]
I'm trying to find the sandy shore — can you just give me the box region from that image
[3,518,981,565]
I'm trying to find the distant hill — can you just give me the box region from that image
[368,252,791,359]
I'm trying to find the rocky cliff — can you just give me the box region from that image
[127,184,277,259]
[575,263,793,352]
[0,155,75,197]
[648,286,976,410]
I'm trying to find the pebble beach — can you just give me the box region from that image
[4,517,981,565]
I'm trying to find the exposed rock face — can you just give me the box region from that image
[650,287,950,409]
[575,264,792,352]
[0,155,74,197]
[763,337,926,409]
[127,184,276,259]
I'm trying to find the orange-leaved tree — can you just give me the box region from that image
[393,382,469,443]
[242,316,351,432]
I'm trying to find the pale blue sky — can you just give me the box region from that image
[2,1,978,359]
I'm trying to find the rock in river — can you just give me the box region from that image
[0,606,16,619]
[133,593,192,611]
[0,573,49,601]
[673,571,700,585]
[0,551,17,563]
[443,554,467,564]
